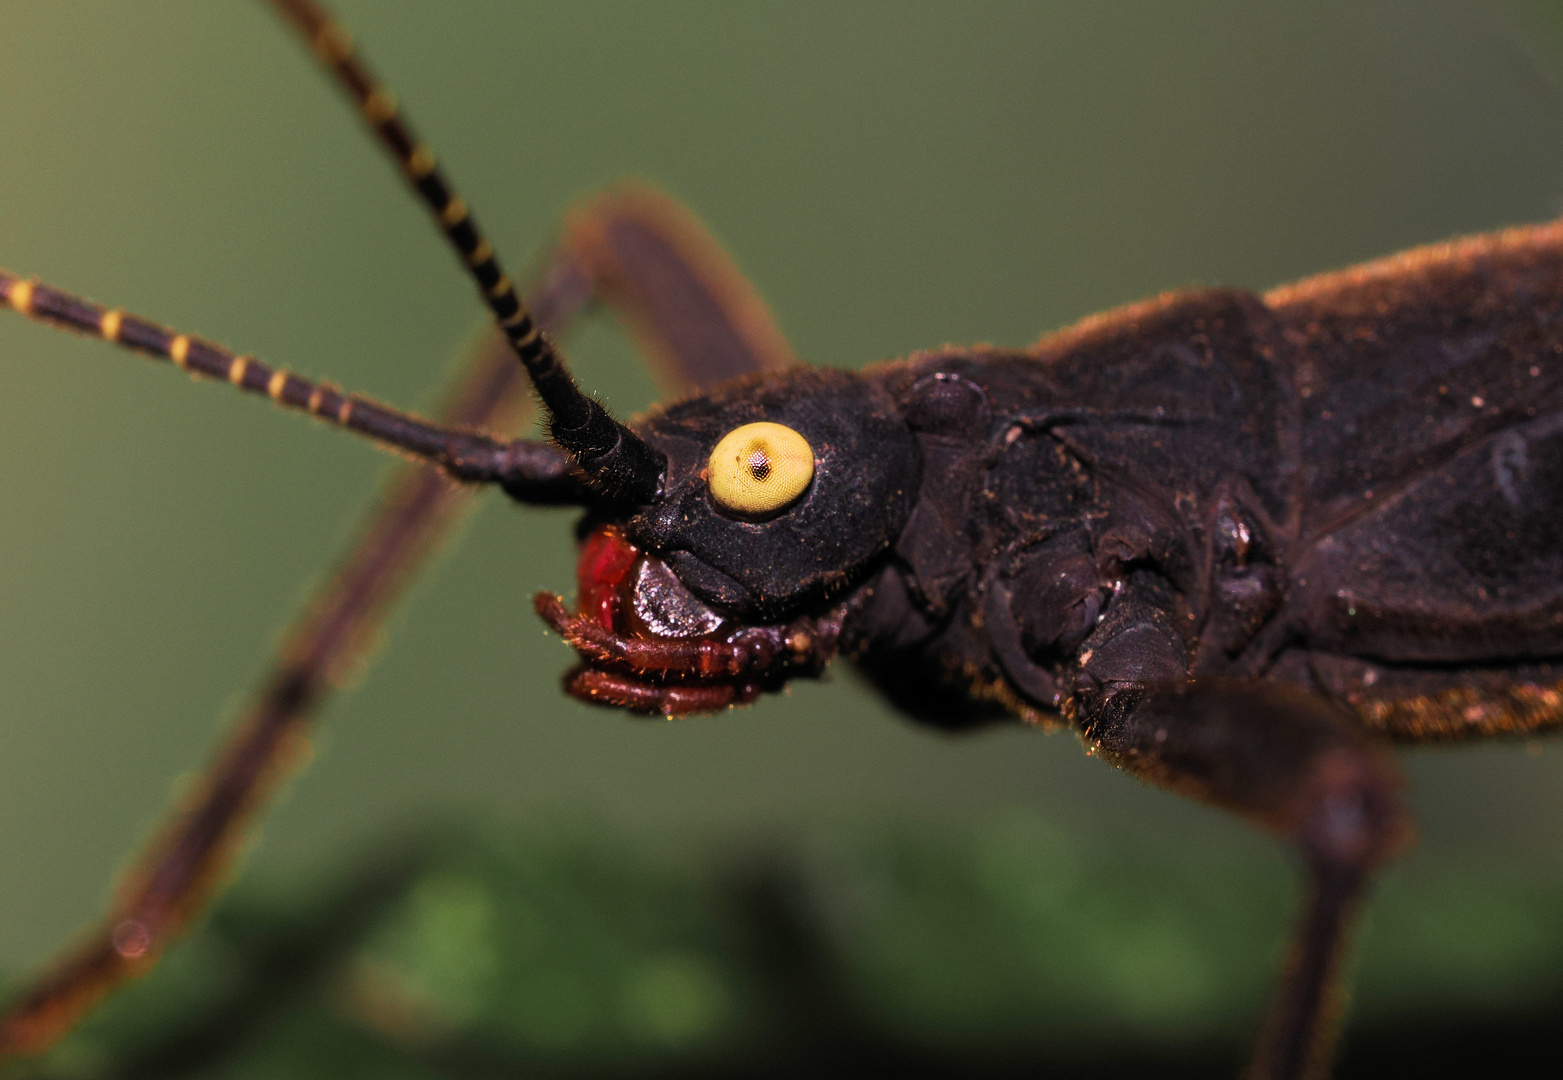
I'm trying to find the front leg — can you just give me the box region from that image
[1074,586,1408,1080]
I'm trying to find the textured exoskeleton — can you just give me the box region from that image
[534,225,1561,1079]
[4,3,1560,1077]
[564,227,1563,751]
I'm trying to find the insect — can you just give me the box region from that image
[3,2,1562,1077]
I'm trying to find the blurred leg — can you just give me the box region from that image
[561,181,797,391]
[1083,681,1409,1080]
[0,186,792,1055]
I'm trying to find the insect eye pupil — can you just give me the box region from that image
[747,450,772,482]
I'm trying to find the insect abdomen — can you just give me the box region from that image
[1266,222,1563,738]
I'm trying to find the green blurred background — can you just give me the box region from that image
[3,2,1563,1074]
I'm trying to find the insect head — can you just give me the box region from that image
[534,367,920,715]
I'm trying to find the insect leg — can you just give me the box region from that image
[558,182,797,391]
[0,181,809,1056]
[0,257,595,1058]
[1080,680,1409,1080]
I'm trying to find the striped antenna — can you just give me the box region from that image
[0,270,582,503]
[268,0,666,504]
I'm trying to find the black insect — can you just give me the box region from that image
[1,4,1560,1079]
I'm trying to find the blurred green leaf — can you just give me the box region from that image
[8,813,1563,1078]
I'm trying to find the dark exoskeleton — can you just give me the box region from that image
[3,2,1560,1076]
[538,223,1563,1079]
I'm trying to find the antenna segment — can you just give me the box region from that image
[268,0,666,502]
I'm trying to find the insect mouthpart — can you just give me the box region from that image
[534,525,844,716]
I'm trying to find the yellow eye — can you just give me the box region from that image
[708,421,814,518]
